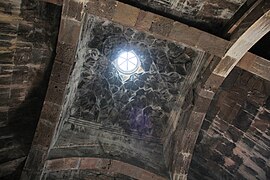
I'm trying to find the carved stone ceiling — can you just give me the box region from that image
[48,15,208,178]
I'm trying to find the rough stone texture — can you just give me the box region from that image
[72,24,194,138]
[113,2,140,27]
[189,67,270,180]
[85,0,117,20]
[47,14,207,178]
[123,0,248,34]
[42,157,166,180]
[150,15,174,36]
[1,0,267,179]
[21,0,83,178]
[84,0,231,57]
[43,170,135,180]
[0,0,61,179]
[162,55,216,179]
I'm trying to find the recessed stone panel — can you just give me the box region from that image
[70,15,200,138]
[55,15,206,177]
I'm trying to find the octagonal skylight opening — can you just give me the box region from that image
[114,51,140,75]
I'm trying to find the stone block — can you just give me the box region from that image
[193,94,212,112]
[244,101,258,116]
[175,129,197,153]
[11,65,29,84]
[254,145,269,159]
[204,73,225,92]
[252,118,268,132]
[150,15,173,37]
[135,11,154,31]
[115,161,138,178]
[58,17,81,45]
[0,75,12,85]
[55,42,76,65]
[140,171,162,180]
[63,0,83,21]
[197,86,215,99]
[241,136,255,149]
[51,60,72,84]
[233,110,253,132]
[213,56,237,78]
[258,109,270,121]
[24,146,47,170]
[225,125,242,142]
[0,65,13,76]
[237,53,270,82]
[45,81,66,105]
[169,22,201,47]
[141,171,166,180]
[197,32,229,57]
[95,158,111,169]
[113,2,140,27]
[32,119,55,148]
[20,170,42,180]
[46,158,79,171]
[187,111,205,131]
[17,21,48,48]
[14,44,33,65]
[216,140,235,157]
[85,0,116,20]
[0,50,14,64]
[236,52,255,70]
[40,101,61,124]
[80,158,98,170]
[250,156,266,170]
[172,152,191,174]
[173,173,187,180]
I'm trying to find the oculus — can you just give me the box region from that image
[114,51,141,75]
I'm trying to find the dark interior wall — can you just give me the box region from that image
[0,0,61,179]
[189,67,270,180]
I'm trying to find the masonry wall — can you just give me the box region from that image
[0,0,61,179]
[189,67,270,180]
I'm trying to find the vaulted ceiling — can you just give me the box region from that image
[123,0,248,34]
[0,0,269,180]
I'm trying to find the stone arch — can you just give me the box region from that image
[43,157,166,180]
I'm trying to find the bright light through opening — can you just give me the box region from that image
[115,51,140,75]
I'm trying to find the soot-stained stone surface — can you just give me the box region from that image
[189,68,270,180]
[71,16,199,138]
[123,0,247,34]
[0,0,61,179]
[43,170,136,180]
[52,15,204,177]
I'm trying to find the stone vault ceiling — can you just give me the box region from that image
[48,14,207,178]
[123,0,248,34]
[189,68,270,180]
[0,0,270,180]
